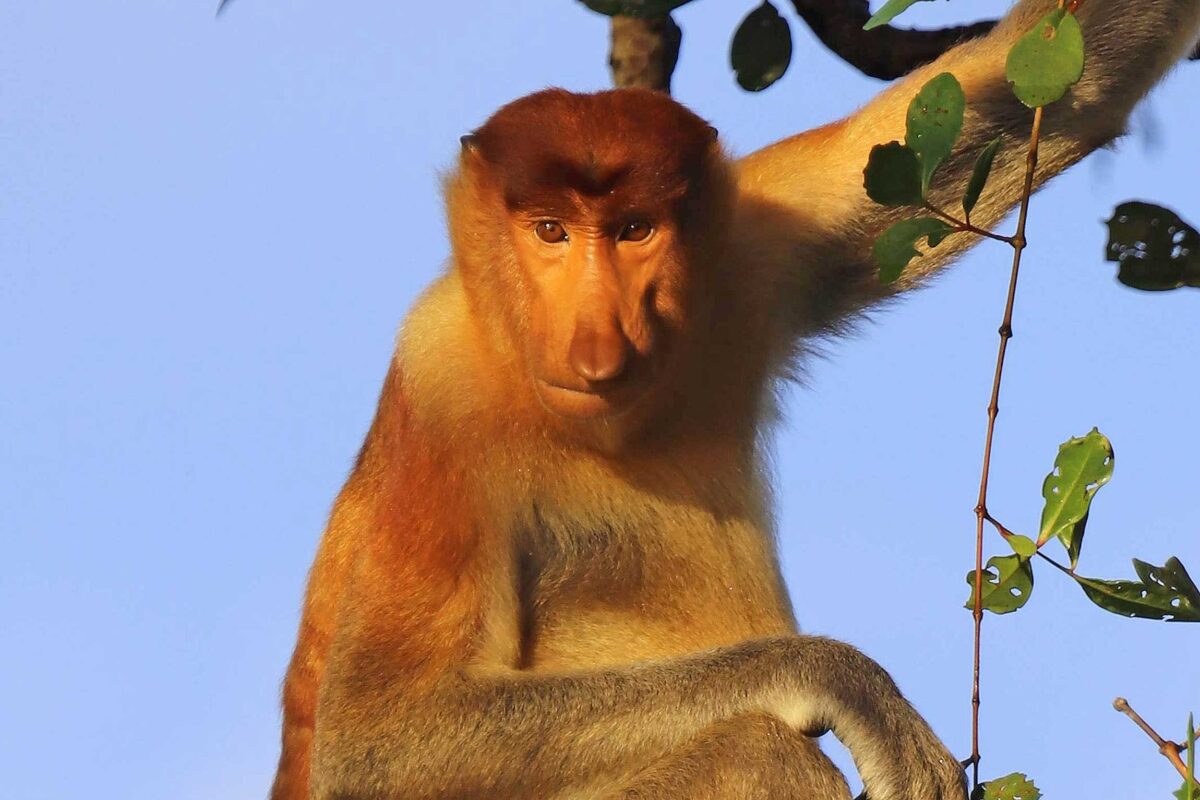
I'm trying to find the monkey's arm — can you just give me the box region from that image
[735,0,1200,337]
[305,455,961,800]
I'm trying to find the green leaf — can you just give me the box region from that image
[1008,534,1037,559]
[730,1,792,92]
[864,142,923,207]
[1036,428,1113,567]
[578,0,693,17]
[1005,9,1085,108]
[1105,201,1200,291]
[965,554,1034,615]
[874,217,954,283]
[864,0,932,30]
[906,72,965,195]
[981,772,1041,800]
[963,137,1003,219]
[1074,557,1200,622]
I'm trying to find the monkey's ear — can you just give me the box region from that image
[707,125,719,142]
[459,133,488,172]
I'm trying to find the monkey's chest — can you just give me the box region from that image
[515,519,796,671]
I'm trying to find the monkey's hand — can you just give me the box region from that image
[773,636,967,800]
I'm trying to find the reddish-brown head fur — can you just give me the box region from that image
[468,88,718,222]
[447,89,730,443]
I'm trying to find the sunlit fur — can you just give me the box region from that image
[270,2,1200,798]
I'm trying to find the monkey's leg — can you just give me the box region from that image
[606,712,852,800]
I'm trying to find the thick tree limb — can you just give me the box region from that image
[789,0,996,80]
[608,14,682,92]
[790,0,1199,78]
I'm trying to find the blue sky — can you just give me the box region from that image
[2,2,1197,798]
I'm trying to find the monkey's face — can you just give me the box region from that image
[509,211,692,422]
[456,88,724,434]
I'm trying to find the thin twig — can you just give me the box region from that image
[1113,698,1200,791]
[969,103,1046,792]
[924,202,1015,244]
[981,513,1015,540]
[1034,550,1073,574]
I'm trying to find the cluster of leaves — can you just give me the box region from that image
[965,429,1200,622]
[580,0,795,92]
[863,71,989,281]
[864,8,1085,283]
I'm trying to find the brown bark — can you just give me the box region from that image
[608,15,682,93]
[789,0,995,80]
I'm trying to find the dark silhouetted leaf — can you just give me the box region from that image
[1105,201,1200,291]
[874,217,954,283]
[1074,557,1200,622]
[864,142,923,207]
[864,0,934,30]
[579,0,694,17]
[731,1,792,92]
[981,773,1041,800]
[1036,428,1113,568]
[965,554,1034,615]
[963,137,1003,219]
[906,72,965,194]
[1005,9,1084,107]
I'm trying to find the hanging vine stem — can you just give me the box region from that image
[968,103,1046,791]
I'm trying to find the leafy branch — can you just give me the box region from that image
[862,2,1199,797]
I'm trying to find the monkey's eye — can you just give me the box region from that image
[535,221,568,244]
[618,221,653,242]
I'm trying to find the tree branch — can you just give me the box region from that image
[608,14,682,92]
[789,0,994,80]
[788,0,1198,79]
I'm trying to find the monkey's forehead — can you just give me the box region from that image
[469,88,718,213]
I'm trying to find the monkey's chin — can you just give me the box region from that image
[534,379,642,421]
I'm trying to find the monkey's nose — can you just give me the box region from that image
[568,325,629,383]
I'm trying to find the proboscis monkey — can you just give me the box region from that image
[268,0,1200,797]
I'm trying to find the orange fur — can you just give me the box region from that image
[269,5,1200,792]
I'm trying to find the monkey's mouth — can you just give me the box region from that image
[534,377,646,420]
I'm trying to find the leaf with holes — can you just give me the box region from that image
[981,773,1041,800]
[1105,201,1200,291]
[963,137,1003,220]
[965,554,1034,615]
[1036,428,1113,567]
[1074,557,1200,622]
[873,217,954,283]
[864,142,923,207]
[578,0,694,17]
[731,1,792,92]
[1005,9,1084,107]
[863,0,934,30]
[906,73,965,195]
